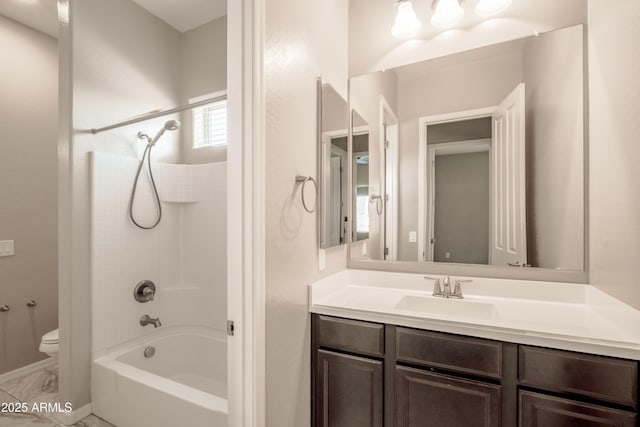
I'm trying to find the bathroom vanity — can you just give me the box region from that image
[310,271,640,427]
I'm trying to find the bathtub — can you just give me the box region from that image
[92,326,227,427]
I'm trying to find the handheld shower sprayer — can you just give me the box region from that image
[130,120,181,229]
[149,120,181,146]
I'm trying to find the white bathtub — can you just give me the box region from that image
[92,326,227,427]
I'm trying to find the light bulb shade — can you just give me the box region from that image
[431,0,464,28]
[391,2,422,39]
[475,0,512,16]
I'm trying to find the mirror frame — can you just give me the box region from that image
[346,26,589,284]
[317,77,326,249]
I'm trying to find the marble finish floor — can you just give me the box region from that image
[0,365,114,427]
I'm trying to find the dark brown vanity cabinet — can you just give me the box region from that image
[395,327,507,427]
[315,350,383,427]
[312,314,639,427]
[396,366,501,427]
[519,391,636,427]
[312,315,385,427]
[518,346,638,427]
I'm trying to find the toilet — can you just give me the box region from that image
[39,329,59,392]
[39,328,59,359]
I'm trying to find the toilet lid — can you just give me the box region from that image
[42,329,59,344]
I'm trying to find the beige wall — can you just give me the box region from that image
[322,84,349,133]
[60,0,181,407]
[179,16,228,165]
[349,0,587,76]
[264,0,348,424]
[0,15,58,375]
[589,0,640,309]
[396,50,522,261]
[523,25,584,270]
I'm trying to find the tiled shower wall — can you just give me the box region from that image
[90,152,226,357]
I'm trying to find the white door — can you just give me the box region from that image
[490,83,527,266]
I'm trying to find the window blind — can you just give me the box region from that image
[193,98,227,148]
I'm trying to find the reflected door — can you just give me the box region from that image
[490,84,527,266]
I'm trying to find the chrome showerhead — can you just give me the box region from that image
[148,120,181,146]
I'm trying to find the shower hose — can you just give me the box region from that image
[129,142,162,229]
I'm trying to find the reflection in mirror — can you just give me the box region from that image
[349,24,585,271]
[352,110,369,242]
[319,82,349,248]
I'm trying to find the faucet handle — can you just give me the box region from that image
[425,276,443,296]
[452,279,472,299]
[142,287,155,301]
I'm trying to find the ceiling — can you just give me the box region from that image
[0,0,227,38]
[0,0,58,38]
[130,0,227,33]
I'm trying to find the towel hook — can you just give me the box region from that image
[370,194,383,216]
[295,175,318,213]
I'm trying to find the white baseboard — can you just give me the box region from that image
[54,403,92,426]
[0,357,57,384]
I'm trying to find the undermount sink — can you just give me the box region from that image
[394,295,499,321]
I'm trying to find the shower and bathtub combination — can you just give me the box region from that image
[89,119,228,427]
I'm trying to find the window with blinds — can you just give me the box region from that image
[193,97,227,148]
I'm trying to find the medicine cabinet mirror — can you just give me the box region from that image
[318,79,350,249]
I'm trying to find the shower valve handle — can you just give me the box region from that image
[134,280,156,303]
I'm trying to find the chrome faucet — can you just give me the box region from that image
[442,276,452,296]
[140,314,162,328]
[424,276,472,299]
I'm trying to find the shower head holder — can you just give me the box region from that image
[137,132,152,143]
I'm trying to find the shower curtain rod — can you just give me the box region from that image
[90,94,226,134]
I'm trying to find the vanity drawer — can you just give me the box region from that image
[519,346,638,408]
[519,390,637,427]
[396,327,502,380]
[316,315,384,358]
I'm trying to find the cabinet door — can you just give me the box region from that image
[519,391,637,427]
[396,366,501,427]
[315,349,383,427]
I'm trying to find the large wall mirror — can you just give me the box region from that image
[348,2,588,281]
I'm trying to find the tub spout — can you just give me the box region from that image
[140,314,162,328]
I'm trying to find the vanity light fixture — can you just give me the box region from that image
[431,0,465,29]
[475,0,512,16]
[392,0,422,39]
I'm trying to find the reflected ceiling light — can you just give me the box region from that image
[391,1,422,39]
[475,0,512,16]
[431,0,464,28]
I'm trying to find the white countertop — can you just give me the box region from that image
[309,269,640,360]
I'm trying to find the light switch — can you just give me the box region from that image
[445,252,451,259]
[0,240,14,257]
[409,231,417,243]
